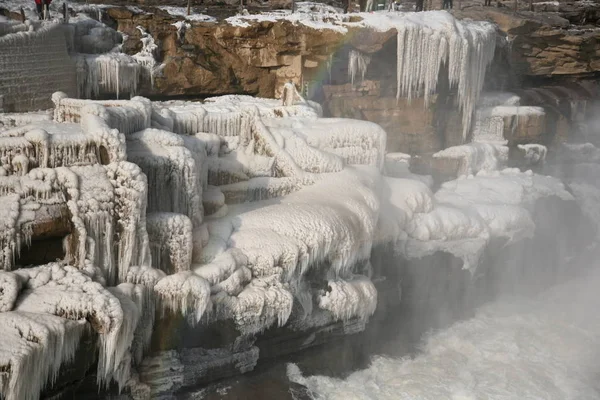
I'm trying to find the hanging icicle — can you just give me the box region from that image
[348,49,371,85]
[389,13,496,140]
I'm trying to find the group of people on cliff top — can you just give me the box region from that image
[413,0,452,11]
[34,0,51,20]
[391,0,495,12]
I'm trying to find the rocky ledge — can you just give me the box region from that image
[83,4,600,99]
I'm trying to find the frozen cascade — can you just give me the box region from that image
[0,122,105,170]
[75,53,142,99]
[72,22,161,99]
[0,87,589,399]
[0,312,87,400]
[154,271,211,325]
[0,158,150,283]
[377,169,573,271]
[11,263,140,391]
[105,162,152,283]
[71,165,117,283]
[127,129,203,227]
[132,26,159,88]
[392,12,496,139]
[348,49,371,85]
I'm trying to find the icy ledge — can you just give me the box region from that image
[0,93,581,398]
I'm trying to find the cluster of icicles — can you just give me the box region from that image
[348,49,371,85]
[75,53,142,99]
[71,17,159,100]
[347,13,496,139]
[0,92,350,400]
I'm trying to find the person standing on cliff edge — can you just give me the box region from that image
[35,0,52,20]
[281,80,305,107]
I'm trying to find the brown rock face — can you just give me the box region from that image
[104,6,600,98]
[106,9,346,98]
[323,79,464,155]
[456,8,600,78]
[101,6,600,156]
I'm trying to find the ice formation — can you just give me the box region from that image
[132,26,159,87]
[518,143,547,164]
[376,167,573,271]
[433,142,509,176]
[127,128,203,226]
[160,6,217,22]
[154,271,211,324]
[228,10,496,137]
[0,312,87,400]
[9,263,142,392]
[0,68,583,399]
[281,81,305,107]
[348,49,371,85]
[318,276,377,321]
[147,213,193,274]
[433,92,547,177]
[354,12,497,139]
[76,53,142,99]
[172,20,191,42]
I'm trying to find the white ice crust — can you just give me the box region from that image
[0,27,577,396]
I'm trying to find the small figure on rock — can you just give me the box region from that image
[443,0,453,9]
[35,0,52,20]
[281,80,305,107]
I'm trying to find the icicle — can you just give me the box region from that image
[132,26,159,89]
[212,277,294,335]
[127,128,202,226]
[70,165,117,283]
[348,49,371,85]
[10,263,134,391]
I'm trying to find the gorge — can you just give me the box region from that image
[0,1,600,399]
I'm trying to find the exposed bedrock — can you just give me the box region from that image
[97,6,600,95]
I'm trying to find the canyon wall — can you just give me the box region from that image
[1,5,600,399]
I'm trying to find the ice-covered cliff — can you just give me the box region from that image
[0,87,583,398]
[0,6,595,399]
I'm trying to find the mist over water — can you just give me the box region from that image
[288,261,600,399]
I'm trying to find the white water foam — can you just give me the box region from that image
[289,267,600,400]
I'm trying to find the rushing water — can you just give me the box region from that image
[288,266,600,400]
